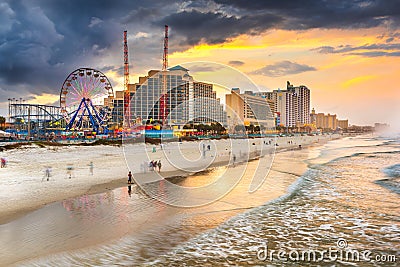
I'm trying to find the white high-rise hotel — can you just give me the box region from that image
[274,81,311,127]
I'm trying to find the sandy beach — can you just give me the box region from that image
[0,134,339,225]
[0,133,345,266]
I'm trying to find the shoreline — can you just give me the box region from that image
[0,134,341,225]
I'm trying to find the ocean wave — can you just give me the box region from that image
[155,145,400,266]
[382,164,400,178]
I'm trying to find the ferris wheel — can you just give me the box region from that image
[60,68,114,132]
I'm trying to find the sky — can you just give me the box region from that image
[0,0,399,128]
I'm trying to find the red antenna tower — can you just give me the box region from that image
[163,25,168,71]
[123,30,131,127]
[160,25,168,125]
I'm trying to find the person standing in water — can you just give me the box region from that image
[128,171,132,184]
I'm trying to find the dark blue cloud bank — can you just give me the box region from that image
[0,0,399,106]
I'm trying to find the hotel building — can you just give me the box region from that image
[311,108,348,130]
[128,65,226,127]
[271,81,311,128]
[225,88,275,129]
[287,82,310,125]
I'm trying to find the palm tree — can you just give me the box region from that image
[234,125,246,133]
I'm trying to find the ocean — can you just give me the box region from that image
[155,134,400,266]
[5,134,399,266]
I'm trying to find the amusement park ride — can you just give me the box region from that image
[8,26,171,136]
[160,25,169,126]
[60,67,114,133]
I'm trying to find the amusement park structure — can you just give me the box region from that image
[60,67,114,133]
[6,26,175,137]
[123,30,131,128]
[8,98,63,135]
[7,66,115,136]
[160,25,169,125]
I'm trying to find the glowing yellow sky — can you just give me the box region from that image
[27,27,399,128]
[26,93,59,105]
[169,27,400,128]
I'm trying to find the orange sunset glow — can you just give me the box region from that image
[167,27,400,129]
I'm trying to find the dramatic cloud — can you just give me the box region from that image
[187,64,224,72]
[160,10,282,46]
[214,0,400,30]
[312,43,400,57]
[88,17,103,28]
[0,0,166,102]
[228,60,245,67]
[0,0,399,112]
[350,51,400,57]
[250,61,317,77]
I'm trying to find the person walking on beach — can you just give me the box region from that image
[67,164,74,179]
[89,161,94,175]
[157,160,162,172]
[152,160,157,170]
[43,166,51,181]
[233,154,236,166]
[1,158,5,168]
[128,171,132,184]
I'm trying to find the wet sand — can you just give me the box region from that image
[1,142,323,266]
[0,135,339,226]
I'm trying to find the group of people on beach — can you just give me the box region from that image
[42,161,94,181]
[149,160,162,172]
[128,159,162,183]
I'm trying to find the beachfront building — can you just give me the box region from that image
[324,114,337,129]
[268,81,311,128]
[106,91,124,129]
[253,91,276,114]
[311,108,343,130]
[225,88,275,130]
[192,82,227,125]
[274,89,297,127]
[338,119,348,129]
[287,81,311,125]
[128,66,227,127]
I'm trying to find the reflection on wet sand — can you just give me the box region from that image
[0,148,312,266]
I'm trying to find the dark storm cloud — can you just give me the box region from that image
[1,0,399,109]
[228,60,245,67]
[214,0,400,29]
[157,0,400,50]
[99,66,125,76]
[312,43,400,57]
[0,0,177,105]
[249,61,317,77]
[160,10,282,46]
